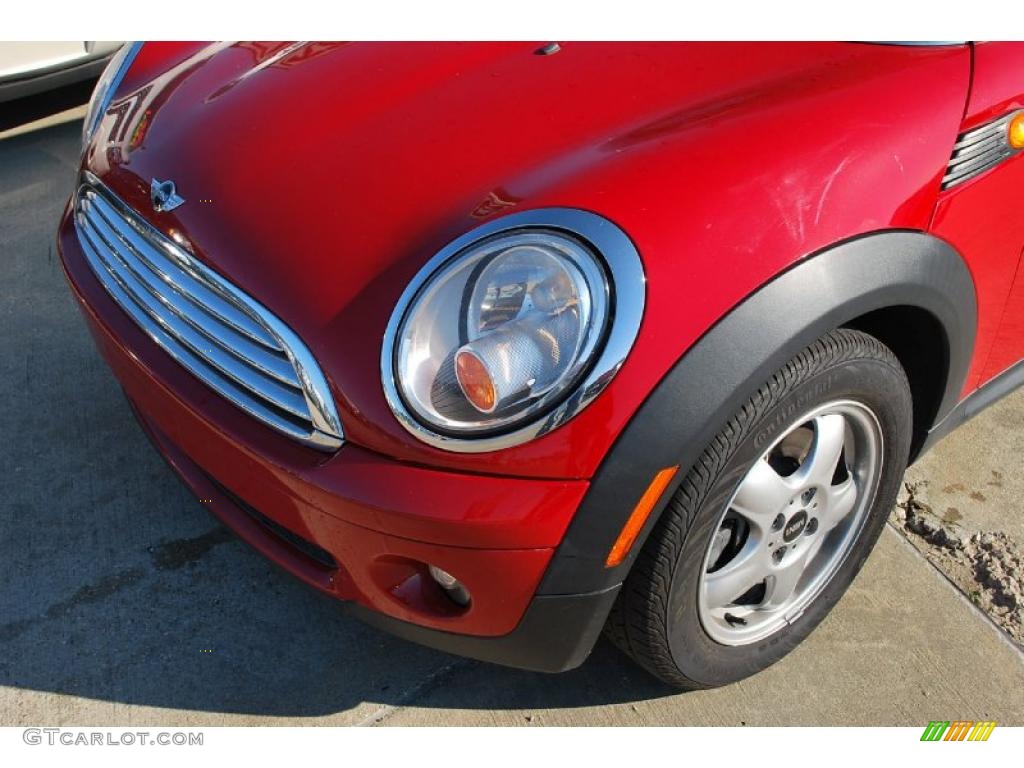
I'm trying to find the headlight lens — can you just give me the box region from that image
[393,229,610,436]
[82,42,143,148]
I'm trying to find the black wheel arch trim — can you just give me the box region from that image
[539,229,977,596]
[922,357,1024,454]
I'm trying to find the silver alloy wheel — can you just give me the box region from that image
[697,399,883,645]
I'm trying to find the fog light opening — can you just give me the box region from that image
[428,564,472,607]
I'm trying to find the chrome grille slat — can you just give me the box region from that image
[953,128,1005,153]
[77,231,314,441]
[88,194,282,352]
[950,134,1004,160]
[945,144,1012,178]
[943,111,1021,190]
[81,199,299,388]
[78,219,311,420]
[952,128,1005,151]
[954,116,1012,149]
[74,177,343,450]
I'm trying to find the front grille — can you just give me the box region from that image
[74,174,343,450]
[942,112,1019,189]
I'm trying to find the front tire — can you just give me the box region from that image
[606,328,912,689]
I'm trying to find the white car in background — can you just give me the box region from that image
[0,41,123,102]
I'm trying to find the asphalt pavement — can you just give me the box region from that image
[1,99,1022,726]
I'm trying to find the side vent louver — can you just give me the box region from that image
[943,111,1021,190]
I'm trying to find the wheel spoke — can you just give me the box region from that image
[795,414,846,488]
[802,534,827,567]
[762,550,810,610]
[703,547,767,609]
[821,476,857,531]
[731,459,794,527]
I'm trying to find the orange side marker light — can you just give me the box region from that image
[605,466,679,568]
[1009,112,1024,150]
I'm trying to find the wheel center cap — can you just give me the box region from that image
[782,510,808,542]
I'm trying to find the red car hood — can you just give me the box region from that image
[86,41,910,327]
[80,41,968,472]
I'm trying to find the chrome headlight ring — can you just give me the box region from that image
[381,208,646,453]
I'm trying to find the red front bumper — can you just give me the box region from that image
[58,205,591,641]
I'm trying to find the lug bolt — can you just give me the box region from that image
[772,514,785,531]
[801,488,816,505]
[806,518,819,535]
[773,546,787,563]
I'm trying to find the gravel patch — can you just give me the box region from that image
[892,480,1024,646]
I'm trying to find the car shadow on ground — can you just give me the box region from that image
[0,101,680,719]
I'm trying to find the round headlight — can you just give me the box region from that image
[396,229,608,432]
[382,209,645,452]
[82,42,143,149]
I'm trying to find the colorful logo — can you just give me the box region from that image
[920,721,996,741]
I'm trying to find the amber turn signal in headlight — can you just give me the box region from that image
[454,349,497,413]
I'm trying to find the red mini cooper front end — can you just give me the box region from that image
[58,41,665,671]
[63,40,1010,686]
[60,155,628,672]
